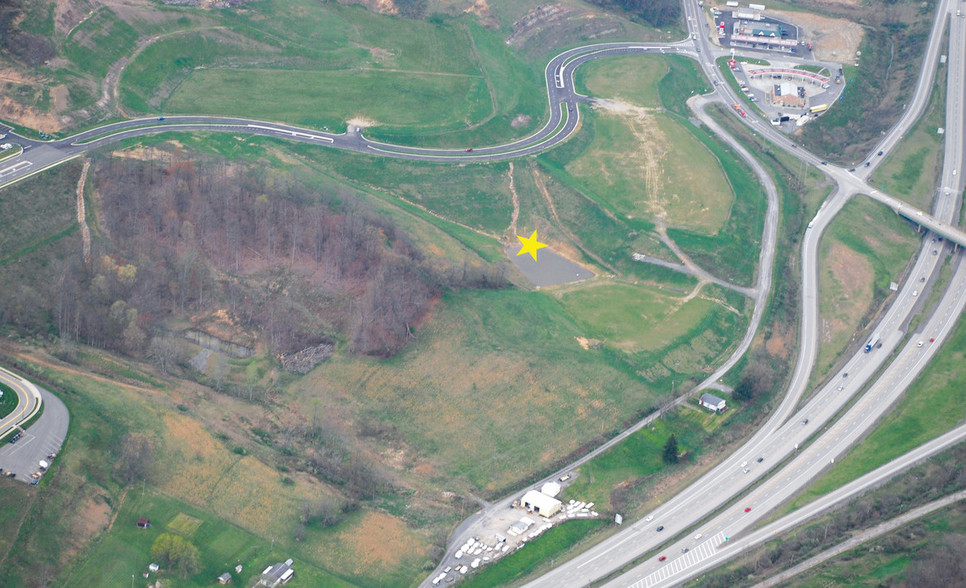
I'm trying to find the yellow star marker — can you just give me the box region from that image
[517,230,548,261]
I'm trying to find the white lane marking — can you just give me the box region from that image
[629,532,725,588]
[0,160,31,177]
[246,124,333,142]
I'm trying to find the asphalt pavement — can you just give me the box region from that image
[0,382,68,484]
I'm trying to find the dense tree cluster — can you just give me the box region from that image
[20,155,506,360]
[585,0,681,29]
[150,533,201,579]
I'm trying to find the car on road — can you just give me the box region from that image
[837,385,844,391]
[917,340,924,347]
[657,526,665,532]
[658,556,667,562]
[465,148,473,152]
[913,290,918,296]
[757,457,763,463]
[849,168,855,172]
[930,338,935,342]
[843,372,848,378]
[681,547,689,553]
[878,151,884,156]
[802,418,809,425]
[740,461,748,468]
[744,507,752,512]
[157,117,165,121]
[743,467,750,474]
[865,161,871,166]
[694,533,703,540]
[820,161,828,165]
[645,515,653,522]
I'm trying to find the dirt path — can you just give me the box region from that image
[75,160,91,265]
[505,161,520,239]
[102,26,228,116]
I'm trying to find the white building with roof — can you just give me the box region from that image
[522,490,562,517]
[699,393,728,412]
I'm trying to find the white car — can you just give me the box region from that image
[694,533,703,540]
[917,340,924,347]
[645,515,654,522]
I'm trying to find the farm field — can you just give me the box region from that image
[813,197,919,380]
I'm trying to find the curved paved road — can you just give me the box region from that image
[0,366,40,438]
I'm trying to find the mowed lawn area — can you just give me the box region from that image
[166,69,490,129]
[569,56,733,235]
[557,281,719,354]
[119,0,546,142]
[814,196,919,379]
[66,487,355,588]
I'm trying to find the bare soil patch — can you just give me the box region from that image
[66,496,112,563]
[821,241,874,343]
[769,9,863,62]
[347,116,378,129]
[510,113,531,129]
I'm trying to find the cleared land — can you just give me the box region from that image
[814,197,919,379]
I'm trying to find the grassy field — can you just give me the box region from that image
[569,56,732,235]
[789,301,966,509]
[167,68,491,130]
[288,288,658,495]
[118,0,549,144]
[813,196,919,379]
[544,55,761,286]
[462,519,606,588]
[66,487,355,588]
[869,58,947,209]
[561,406,732,512]
[557,282,718,354]
[63,8,140,79]
[0,159,80,258]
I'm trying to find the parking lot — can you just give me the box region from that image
[0,386,68,484]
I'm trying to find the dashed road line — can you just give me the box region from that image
[0,160,31,177]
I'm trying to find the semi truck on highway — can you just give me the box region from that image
[864,333,881,353]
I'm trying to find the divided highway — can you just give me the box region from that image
[0,0,963,584]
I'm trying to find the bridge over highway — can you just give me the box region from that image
[872,193,966,248]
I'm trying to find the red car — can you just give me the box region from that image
[744,507,752,512]
[465,148,473,152]
[658,556,667,562]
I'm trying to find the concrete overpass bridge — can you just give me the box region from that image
[865,190,966,248]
